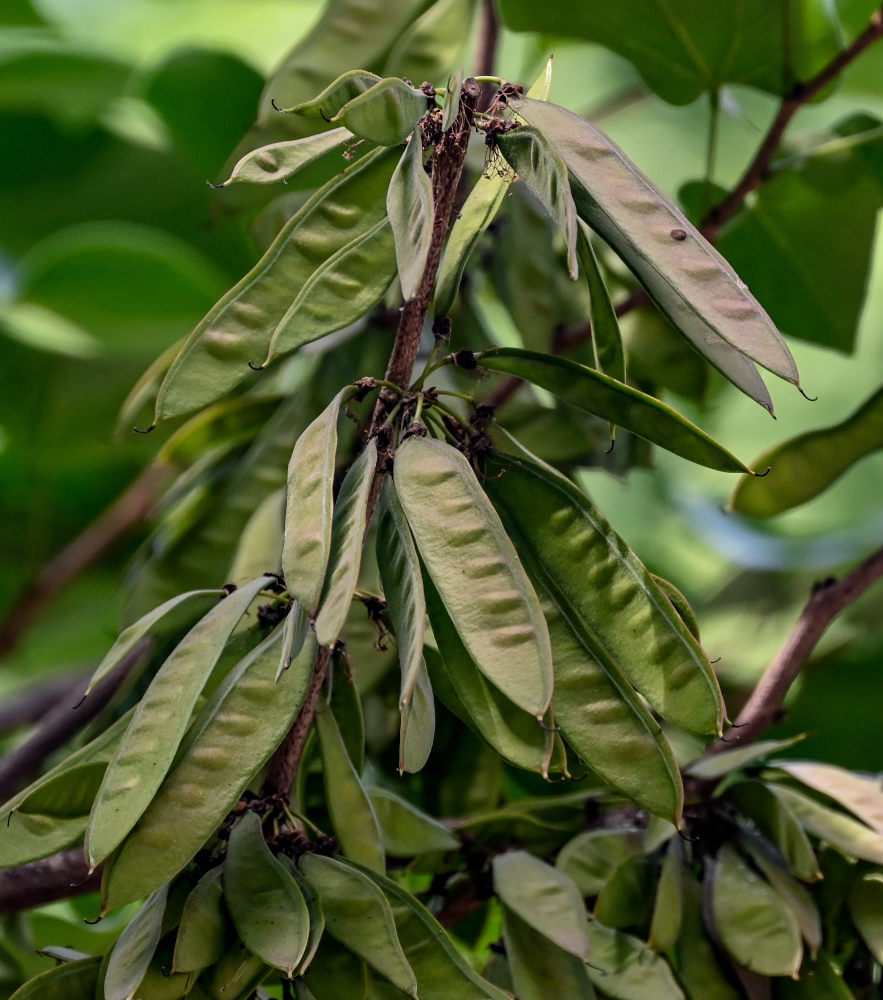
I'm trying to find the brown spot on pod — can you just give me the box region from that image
[670,228,688,241]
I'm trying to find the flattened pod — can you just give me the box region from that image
[220,128,356,188]
[103,885,169,1000]
[394,436,553,718]
[501,905,595,1000]
[299,854,417,997]
[332,77,429,146]
[509,96,798,396]
[8,956,102,1000]
[397,658,435,774]
[173,867,228,973]
[283,388,348,612]
[102,629,315,910]
[387,133,433,301]
[224,811,310,976]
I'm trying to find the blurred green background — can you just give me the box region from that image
[1,0,881,775]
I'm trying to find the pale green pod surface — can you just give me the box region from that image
[493,851,590,959]
[556,828,645,897]
[355,863,510,1000]
[220,128,356,187]
[394,436,553,717]
[224,812,310,976]
[202,942,269,1000]
[576,219,625,383]
[154,147,398,422]
[497,125,578,278]
[478,349,750,474]
[772,760,883,834]
[382,0,478,87]
[848,872,883,963]
[104,885,169,1000]
[593,854,655,930]
[509,96,798,395]
[302,935,368,1000]
[283,388,348,612]
[709,843,802,978]
[685,736,806,780]
[441,67,464,132]
[725,780,820,882]
[501,905,596,1000]
[9,956,102,1000]
[377,477,426,709]
[277,602,309,681]
[674,874,740,1000]
[332,77,430,146]
[102,629,315,910]
[287,70,382,117]
[398,657,435,774]
[87,576,274,867]
[315,699,385,873]
[0,814,86,868]
[434,168,508,316]
[731,384,883,517]
[424,594,554,775]
[769,784,883,865]
[740,836,821,954]
[368,787,458,855]
[314,438,379,647]
[85,588,221,695]
[484,452,721,736]
[387,133,433,301]
[173,867,228,973]
[264,216,398,364]
[299,854,417,997]
[278,856,326,976]
[584,921,685,1000]
[648,836,684,952]
[650,573,700,640]
[226,489,284,586]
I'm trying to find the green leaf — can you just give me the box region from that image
[315,698,386,874]
[477,349,751,473]
[104,886,169,1000]
[394,436,553,718]
[387,133,433,301]
[314,438,378,647]
[726,780,820,882]
[773,760,883,834]
[87,576,274,867]
[484,451,721,733]
[283,388,350,612]
[685,736,807,779]
[102,629,315,909]
[287,70,383,118]
[497,0,840,106]
[584,920,685,1000]
[224,811,310,976]
[576,220,625,382]
[501,905,596,1000]
[648,837,684,952]
[424,591,555,775]
[493,851,590,959]
[709,843,802,977]
[377,477,426,711]
[730,385,883,517]
[497,125,578,278]
[299,854,417,996]
[770,784,883,865]
[556,828,646,897]
[398,658,435,774]
[172,867,228,973]
[154,147,398,421]
[848,872,883,963]
[367,787,459,855]
[509,96,797,408]
[220,128,357,188]
[8,956,102,1000]
[332,78,430,146]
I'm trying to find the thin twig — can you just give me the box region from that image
[0,848,101,915]
[0,638,152,801]
[0,464,170,659]
[0,669,91,736]
[706,543,883,754]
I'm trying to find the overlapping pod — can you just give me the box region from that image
[7,956,102,1000]
[388,132,434,301]
[172,868,228,974]
[331,77,430,146]
[648,837,685,952]
[393,436,553,718]
[507,95,799,411]
[87,575,274,867]
[103,885,169,1000]
[501,906,595,1000]
[584,922,684,999]
[102,629,315,910]
[368,787,458,855]
[220,128,357,188]
[224,812,310,977]
[154,147,399,422]
[397,659,435,774]
[576,218,625,381]
[285,70,382,118]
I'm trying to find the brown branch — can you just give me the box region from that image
[0,638,152,801]
[0,670,91,736]
[706,543,883,755]
[0,848,101,915]
[264,84,479,802]
[0,464,170,659]
[474,0,501,111]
